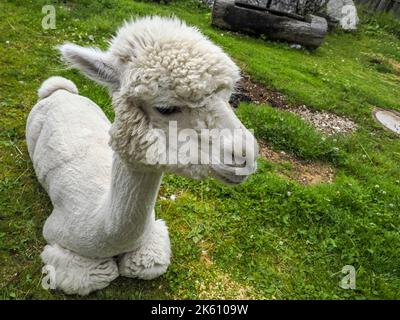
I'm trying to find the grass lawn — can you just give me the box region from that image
[0,0,399,299]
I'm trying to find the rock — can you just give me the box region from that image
[290,44,303,50]
[200,0,214,7]
[268,0,299,14]
[296,0,327,16]
[326,0,359,30]
[202,0,334,19]
[242,0,326,15]
[212,0,328,49]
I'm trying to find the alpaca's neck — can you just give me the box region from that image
[99,154,162,251]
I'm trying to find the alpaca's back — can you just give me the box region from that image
[26,77,113,218]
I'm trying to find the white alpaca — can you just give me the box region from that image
[26,16,258,295]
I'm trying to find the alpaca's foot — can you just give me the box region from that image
[41,244,119,296]
[118,219,171,280]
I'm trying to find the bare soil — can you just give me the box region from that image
[259,141,335,185]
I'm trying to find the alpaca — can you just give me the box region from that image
[26,16,258,295]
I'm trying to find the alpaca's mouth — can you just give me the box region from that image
[210,164,252,185]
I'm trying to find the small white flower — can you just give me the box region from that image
[170,194,176,201]
[287,191,292,197]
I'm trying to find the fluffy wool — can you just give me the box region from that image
[26,16,258,295]
[37,76,78,99]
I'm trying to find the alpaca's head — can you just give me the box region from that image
[60,16,258,184]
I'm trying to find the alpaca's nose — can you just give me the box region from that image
[229,129,258,174]
[211,99,258,173]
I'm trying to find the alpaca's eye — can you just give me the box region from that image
[155,106,180,115]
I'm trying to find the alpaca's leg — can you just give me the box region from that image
[118,219,171,280]
[41,244,119,296]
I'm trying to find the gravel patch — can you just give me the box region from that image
[283,104,357,135]
[231,73,357,135]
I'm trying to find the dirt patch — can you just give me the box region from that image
[259,141,335,185]
[388,58,400,75]
[366,53,400,77]
[196,269,259,299]
[230,73,287,109]
[231,73,357,135]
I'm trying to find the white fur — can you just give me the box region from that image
[38,76,78,99]
[41,244,118,295]
[26,16,258,295]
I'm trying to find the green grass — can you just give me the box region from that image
[0,0,399,299]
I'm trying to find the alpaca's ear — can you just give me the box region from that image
[58,43,120,88]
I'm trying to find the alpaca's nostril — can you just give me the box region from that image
[239,160,247,168]
[229,152,247,168]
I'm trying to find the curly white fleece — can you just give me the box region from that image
[110,17,240,102]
